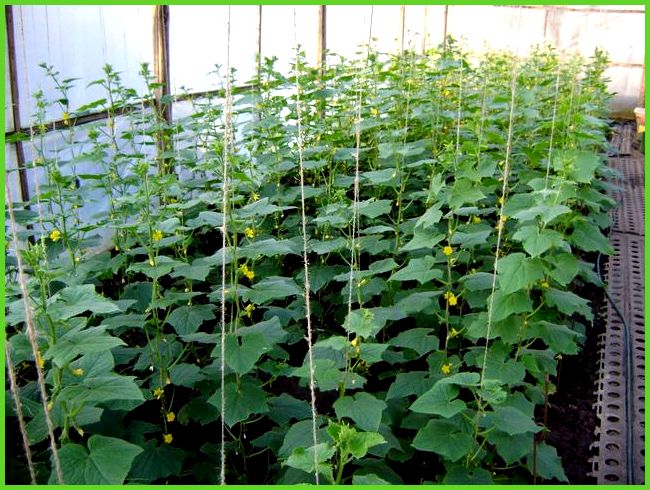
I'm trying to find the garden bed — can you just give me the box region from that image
[5,42,616,484]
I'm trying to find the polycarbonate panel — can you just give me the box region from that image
[5,48,14,132]
[170,5,259,93]
[13,5,153,127]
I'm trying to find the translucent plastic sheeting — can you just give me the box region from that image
[169,5,259,93]
[607,65,645,117]
[261,6,318,74]
[326,6,402,60]
[12,5,153,127]
[403,5,447,52]
[446,5,547,56]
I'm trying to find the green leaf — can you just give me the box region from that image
[511,204,571,226]
[333,393,387,432]
[544,253,579,286]
[449,179,486,209]
[497,253,545,294]
[128,440,185,482]
[569,220,613,254]
[237,198,294,218]
[167,305,215,335]
[512,225,566,257]
[544,288,593,320]
[100,314,146,330]
[44,327,125,367]
[241,276,302,304]
[389,256,442,284]
[238,238,301,259]
[357,199,392,218]
[49,435,143,484]
[567,151,602,183]
[285,443,335,475]
[386,371,431,400]
[47,284,120,320]
[343,309,381,338]
[410,382,466,418]
[526,321,583,354]
[170,261,212,281]
[442,465,494,484]
[278,419,328,459]
[169,363,205,388]
[486,431,533,464]
[362,168,398,185]
[127,256,180,279]
[401,229,445,252]
[207,380,268,427]
[481,406,541,435]
[460,272,495,291]
[526,442,568,482]
[389,328,439,357]
[415,206,443,229]
[451,228,493,248]
[58,375,144,405]
[224,332,268,375]
[412,419,473,462]
[353,473,390,485]
[347,431,386,459]
[268,394,312,424]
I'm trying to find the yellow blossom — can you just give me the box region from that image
[50,229,62,242]
[36,351,45,369]
[443,245,453,257]
[149,258,155,267]
[252,192,260,201]
[450,327,460,338]
[152,229,163,242]
[72,368,84,377]
[166,412,176,423]
[444,291,458,306]
[370,107,379,117]
[163,433,173,444]
[441,362,452,375]
[240,264,255,281]
[497,196,505,206]
[244,227,256,239]
[244,303,255,318]
[62,112,70,126]
[540,280,550,288]
[472,216,481,224]
[153,387,164,399]
[76,427,85,437]
[47,401,54,412]
[351,337,360,348]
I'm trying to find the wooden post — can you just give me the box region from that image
[5,6,30,203]
[317,5,327,74]
[257,5,263,80]
[639,64,645,108]
[442,5,449,47]
[422,5,429,53]
[153,5,172,173]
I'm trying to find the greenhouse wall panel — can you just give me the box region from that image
[13,5,152,126]
[5,48,14,132]
[261,6,318,73]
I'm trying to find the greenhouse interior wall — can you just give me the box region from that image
[2,3,646,486]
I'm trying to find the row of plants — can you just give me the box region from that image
[5,40,615,484]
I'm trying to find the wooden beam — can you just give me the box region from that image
[399,5,405,53]
[257,5,262,79]
[153,5,171,173]
[442,5,449,46]
[5,6,30,203]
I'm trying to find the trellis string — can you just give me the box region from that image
[5,175,64,484]
[543,67,562,191]
[293,9,320,484]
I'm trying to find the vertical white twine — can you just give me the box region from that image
[544,68,562,191]
[219,7,233,485]
[5,176,64,484]
[479,6,523,391]
[5,343,37,484]
[293,9,320,484]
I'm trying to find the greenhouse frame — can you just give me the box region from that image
[2,4,646,486]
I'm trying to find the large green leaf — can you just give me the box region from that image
[526,442,568,482]
[57,375,144,405]
[207,380,268,427]
[44,326,125,367]
[490,290,534,322]
[569,220,613,254]
[386,371,431,400]
[238,238,301,259]
[481,406,542,435]
[343,309,381,338]
[224,332,268,375]
[497,253,545,294]
[286,443,335,476]
[357,199,393,218]
[412,419,473,462]
[49,435,143,484]
[333,392,387,432]
[389,328,439,357]
[389,256,442,284]
[167,305,215,335]
[128,440,185,482]
[544,288,593,320]
[512,226,566,257]
[410,383,466,418]
[241,276,302,304]
[47,284,120,320]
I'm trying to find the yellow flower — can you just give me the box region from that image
[36,351,45,369]
[166,412,176,423]
[540,280,550,289]
[441,362,452,375]
[497,196,505,206]
[370,107,379,117]
[152,229,163,242]
[62,112,70,126]
[351,337,360,348]
[163,433,173,444]
[240,264,255,281]
[442,245,453,257]
[244,227,256,239]
[76,427,84,437]
[252,192,260,201]
[47,401,54,412]
[244,303,255,318]
[472,216,481,224]
[50,229,62,242]
[444,291,458,306]
[450,327,460,338]
[153,387,164,399]
[72,368,84,377]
